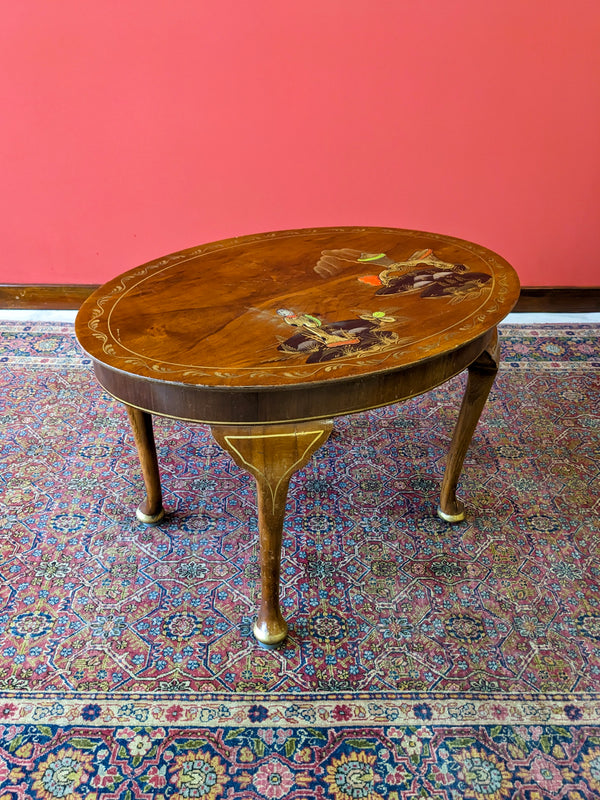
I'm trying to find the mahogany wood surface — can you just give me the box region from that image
[75,227,519,423]
[75,226,520,646]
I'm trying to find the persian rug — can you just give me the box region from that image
[0,320,599,799]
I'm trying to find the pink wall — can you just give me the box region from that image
[2,0,599,286]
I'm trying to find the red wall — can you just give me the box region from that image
[2,1,599,286]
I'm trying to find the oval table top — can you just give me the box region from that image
[75,227,520,424]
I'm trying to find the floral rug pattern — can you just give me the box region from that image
[0,321,598,797]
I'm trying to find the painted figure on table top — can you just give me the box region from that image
[276,308,399,364]
[314,247,492,302]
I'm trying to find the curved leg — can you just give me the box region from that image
[212,421,332,648]
[438,329,500,523]
[125,405,165,524]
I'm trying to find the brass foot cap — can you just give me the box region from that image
[253,621,288,648]
[256,639,284,651]
[437,505,466,523]
[136,507,165,525]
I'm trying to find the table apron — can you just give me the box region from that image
[91,330,496,425]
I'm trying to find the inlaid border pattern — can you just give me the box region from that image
[82,228,518,381]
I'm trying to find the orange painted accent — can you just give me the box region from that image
[358,275,382,286]
[326,338,360,347]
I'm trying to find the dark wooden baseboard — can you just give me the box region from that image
[0,285,99,310]
[0,284,599,313]
[512,287,600,313]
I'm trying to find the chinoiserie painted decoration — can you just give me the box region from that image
[276,308,398,364]
[315,247,492,301]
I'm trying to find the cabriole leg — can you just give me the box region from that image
[212,421,333,648]
[438,329,500,523]
[125,405,165,524]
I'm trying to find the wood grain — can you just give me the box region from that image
[75,227,520,391]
